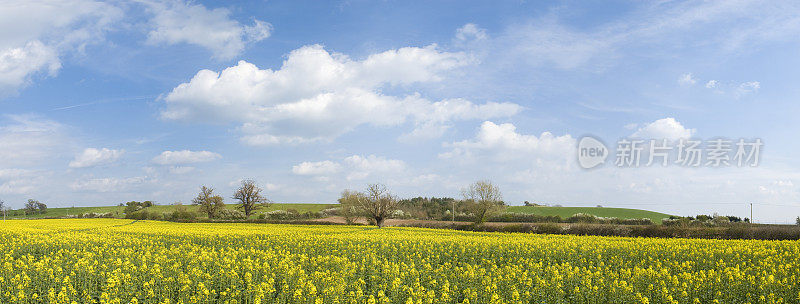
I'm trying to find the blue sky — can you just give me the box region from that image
[2,0,800,222]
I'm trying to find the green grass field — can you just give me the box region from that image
[9,202,673,224]
[505,206,673,224]
[7,203,336,219]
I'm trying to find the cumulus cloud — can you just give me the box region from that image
[292,160,341,175]
[152,150,221,165]
[0,0,121,96]
[161,44,520,145]
[705,80,718,88]
[0,41,60,95]
[292,154,406,181]
[440,121,576,163]
[343,155,406,181]
[631,117,695,140]
[69,148,124,168]
[143,0,272,60]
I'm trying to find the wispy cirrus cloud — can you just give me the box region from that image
[152,150,221,165]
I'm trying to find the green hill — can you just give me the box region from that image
[5,203,336,219]
[505,206,674,224]
[8,203,674,224]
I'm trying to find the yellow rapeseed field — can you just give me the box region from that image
[0,219,798,304]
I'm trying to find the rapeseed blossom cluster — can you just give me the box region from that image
[0,219,798,303]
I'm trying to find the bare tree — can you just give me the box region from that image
[0,200,5,221]
[461,180,503,224]
[354,183,398,228]
[233,179,271,217]
[191,186,225,218]
[337,189,365,224]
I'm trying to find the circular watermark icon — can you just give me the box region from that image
[577,136,608,169]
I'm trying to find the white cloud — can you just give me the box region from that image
[0,41,60,95]
[699,79,760,96]
[69,148,124,168]
[292,154,406,182]
[343,155,406,181]
[0,178,40,195]
[244,19,273,42]
[440,121,576,163]
[0,115,68,167]
[168,166,196,174]
[0,0,121,96]
[70,176,147,192]
[466,2,800,74]
[736,81,760,96]
[143,0,271,60]
[623,123,639,130]
[678,73,697,86]
[292,160,341,175]
[0,168,45,195]
[631,117,695,140]
[502,20,612,70]
[455,23,488,42]
[162,44,520,145]
[152,150,221,165]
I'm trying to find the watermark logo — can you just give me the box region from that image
[578,136,608,169]
[578,136,763,169]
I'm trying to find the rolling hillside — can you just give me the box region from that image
[505,206,674,224]
[8,203,673,224]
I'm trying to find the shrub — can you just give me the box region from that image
[391,209,408,219]
[618,218,654,225]
[487,213,563,223]
[262,210,293,220]
[217,209,247,220]
[164,209,197,221]
[566,213,600,223]
[696,214,712,221]
[320,207,340,217]
[536,223,562,234]
[712,216,731,226]
[125,210,163,220]
[78,212,114,218]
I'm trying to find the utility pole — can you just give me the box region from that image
[750,202,753,224]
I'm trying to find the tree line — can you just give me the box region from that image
[122,179,272,220]
[189,179,271,218]
[0,199,47,215]
[338,180,504,227]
